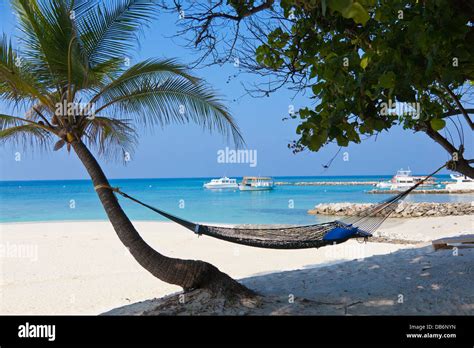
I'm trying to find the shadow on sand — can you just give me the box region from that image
[103,244,474,315]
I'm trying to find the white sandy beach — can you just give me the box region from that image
[1,216,473,315]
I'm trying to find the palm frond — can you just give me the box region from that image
[94,76,244,147]
[0,123,53,151]
[0,34,52,107]
[11,0,89,89]
[0,112,54,133]
[87,57,125,88]
[78,0,158,66]
[3,0,244,160]
[0,114,24,129]
[82,116,137,161]
[24,102,51,122]
[91,58,201,100]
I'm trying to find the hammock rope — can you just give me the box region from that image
[94,163,447,250]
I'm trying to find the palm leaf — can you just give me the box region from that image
[78,0,158,66]
[94,75,244,147]
[0,123,52,151]
[90,58,201,100]
[0,34,52,107]
[11,0,90,89]
[82,116,137,161]
[2,0,245,162]
[86,57,125,88]
[0,114,24,129]
[24,102,51,122]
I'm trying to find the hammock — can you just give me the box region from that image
[96,164,446,250]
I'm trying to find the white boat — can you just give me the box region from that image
[239,176,274,191]
[203,177,238,189]
[376,168,435,190]
[375,181,393,189]
[445,174,474,191]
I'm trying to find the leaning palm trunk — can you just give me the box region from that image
[72,140,254,297]
[1,0,253,304]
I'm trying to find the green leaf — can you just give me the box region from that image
[378,72,396,89]
[342,3,370,25]
[430,118,446,131]
[365,89,375,100]
[357,0,376,5]
[329,0,370,25]
[328,0,353,12]
[324,52,338,62]
[360,56,369,69]
[374,10,382,22]
[312,82,325,95]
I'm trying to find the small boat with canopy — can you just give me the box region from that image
[238,177,274,191]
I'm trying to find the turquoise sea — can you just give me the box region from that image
[0,175,470,224]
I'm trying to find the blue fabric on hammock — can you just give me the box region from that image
[323,226,360,242]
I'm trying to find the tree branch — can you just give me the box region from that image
[421,122,474,177]
[442,108,474,118]
[184,0,275,46]
[423,123,457,153]
[441,83,474,130]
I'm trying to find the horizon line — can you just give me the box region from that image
[0,173,451,183]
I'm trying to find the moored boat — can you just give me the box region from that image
[445,174,474,191]
[375,168,436,190]
[239,176,274,191]
[203,177,238,189]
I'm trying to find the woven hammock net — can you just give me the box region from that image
[110,164,445,250]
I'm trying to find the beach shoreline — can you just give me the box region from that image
[1,215,472,315]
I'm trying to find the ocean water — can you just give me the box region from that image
[0,175,470,224]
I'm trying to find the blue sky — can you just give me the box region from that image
[0,2,470,180]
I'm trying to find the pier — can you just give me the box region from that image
[275,181,452,187]
[275,181,379,186]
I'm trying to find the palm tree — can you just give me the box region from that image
[0,0,255,299]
